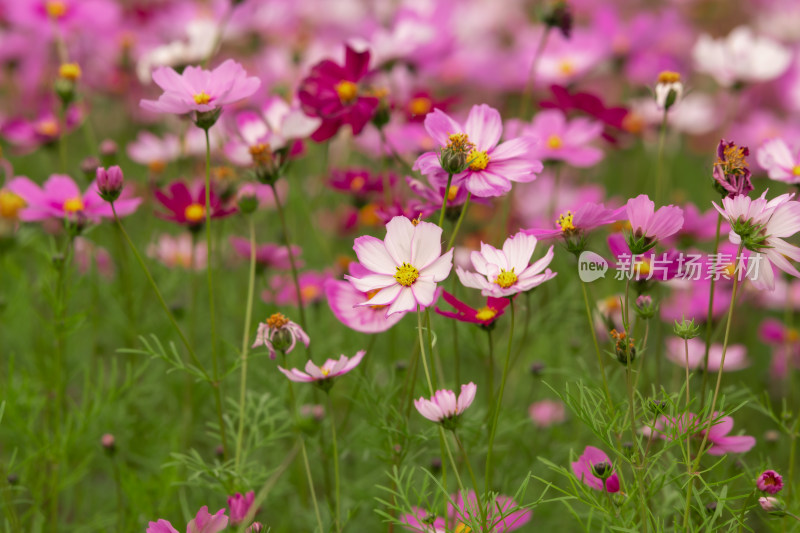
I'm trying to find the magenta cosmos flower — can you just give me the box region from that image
[713,191,800,290]
[757,470,784,494]
[400,490,530,533]
[347,216,454,316]
[456,232,556,298]
[228,491,255,524]
[523,201,624,240]
[140,60,260,121]
[298,45,379,142]
[757,138,800,185]
[278,350,365,387]
[252,313,309,360]
[529,399,567,428]
[625,194,684,254]
[434,290,509,327]
[154,181,236,230]
[413,104,543,198]
[324,262,406,334]
[665,337,749,371]
[7,174,140,223]
[571,446,620,492]
[509,109,604,167]
[643,413,756,455]
[414,382,476,428]
[146,506,228,533]
[229,236,302,270]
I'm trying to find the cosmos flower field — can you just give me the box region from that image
[4,0,800,531]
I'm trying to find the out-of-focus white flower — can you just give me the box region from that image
[136,19,218,84]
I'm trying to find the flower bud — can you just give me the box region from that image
[648,399,667,416]
[96,166,125,203]
[591,461,612,480]
[654,71,683,111]
[101,433,116,455]
[237,192,259,215]
[634,295,658,320]
[81,157,100,179]
[610,329,636,364]
[673,317,701,340]
[759,496,784,514]
[542,0,573,38]
[100,139,118,162]
[757,470,784,494]
[246,524,264,533]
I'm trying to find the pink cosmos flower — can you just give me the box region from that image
[713,191,800,291]
[435,290,509,327]
[278,350,365,385]
[140,60,260,118]
[523,201,624,240]
[252,313,309,360]
[759,318,800,378]
[6,174,140,223]
[146,506,228,533]
[347,216,454,316]
[665,337,749,371]
[449,491,532,532]
[508,109,604,167]
[324,262,406,334]
[625,194,684,252]
[413,104,543,198]
[514,172,606,230]
[127,131,181,174]
[756,138,800,185]
[529,399,567,428]
[1,106,83,154]
[298,45,378,142]
[571,446,620,492]
[757,470,784,494]
[456,232,556,298]
[643,413,756,455]
[670,203,727,244]
[73,237,114,279]
[540,85,629,144]
[228,491,255,524]
[414,383,477,424]
[268,271,331,307]
[229,237,302,270]
[154,181,236,229]
[148,233,207,270]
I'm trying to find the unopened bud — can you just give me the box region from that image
[759,496,784,514]
[96,166,124,203]
[542,0,573,38]
[591,461,612,479]
[634,295,657,320]
[101,433,116,454]
[237,192,259,215]
[673,317,701,340]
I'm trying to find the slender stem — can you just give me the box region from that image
[580,280,614,412]
[446,193,472,250]
[683,338,691,410]
[438,173,454,228]
[203,127,227,459]
[378,127,414,174]
[485,329,494,420]
[693,241,744,471]
[453,431,485,526]
[485,299,515,497]
[416,308,435,395]
[654,109,669,205]
[325,394,341,533]
[234,217,257,472]
[110,203,209,380]
[426,309,442,389]
[300,438,325,533]
[235,442,299,533]
[736,488,757,533]
[681,338,694,532]
[518,26,552,118]
[270,182,309,333]
[700,214,723,409]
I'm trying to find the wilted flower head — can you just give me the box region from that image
[414,382,476,430]
[252,313,310,359]
[713,139,753,198]
[757,470,784,494]
[654,71,683,111]
[278,350,365,391]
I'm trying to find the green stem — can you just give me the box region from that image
[326,394,341,533]
[693,241,744,472]
[235,442,299,533]
[700,214,723,409]
[203,127,227,459]
[485,329,494,421]
[580,280,614,412]
[736,488,757,533]
[446,193,472,250]
[438,173,454,228]
[234,217,257,472]
[683,338,691,410]
[453,431,485,526]
[300,438,325,533]
[485,298,515,497]
[269,182,309,335]
[654,109,668,205]
[416,308,435,395]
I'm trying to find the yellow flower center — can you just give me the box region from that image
[350,175,366,192]
[301,285,320,301]
[36,119,59,137]
[558,59,575,75]
[212,166,235,181]
[547,134,563,150]
[447,185,459,201]
[321,368,330,376]
[335,80,358,104]
[723,263,736,278]
[193,91,211,105]
[495,268,517,288]
[63,196,84,213]
[184,203,206,223]
[786,328,799,343]
[602,296,621,312]
[394,262,419,287]
[466,149,490,171]
[46,0,67,18]
[557,211,575,232]
[454,524,472,533]
[266,312,289,329]
[634,258,651,277]
[793,165,800,176]
[657,71,681,84]
[59,63,81,81]
[0,190,26,219]
[716,144,749,175]
[475,306,497,322]
[148,160,166,173]
[249,143,272,166]
[408,96,432,116]
[446,133,474,153]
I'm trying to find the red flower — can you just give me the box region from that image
[435,290,509,327]
[540,85,628,143]
[298,45,379,142]
[154,181,235,229]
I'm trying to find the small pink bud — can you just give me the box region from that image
[759,496,782,513]
[96,166,124,203]
[101,433,115,452]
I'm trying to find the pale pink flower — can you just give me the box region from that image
[756,138,800,185]
[414,383,477,424]
[529,400,567,428]
[127,131,181,173]
[140,59,260,117]
[278,350,365,384]
[325,262,406,334]
[347,216,454,316]
[665,337,749,371]
[148,234,207,270]
[456,232,556,297]
[625,194,684,252]
[509,109,604,167]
